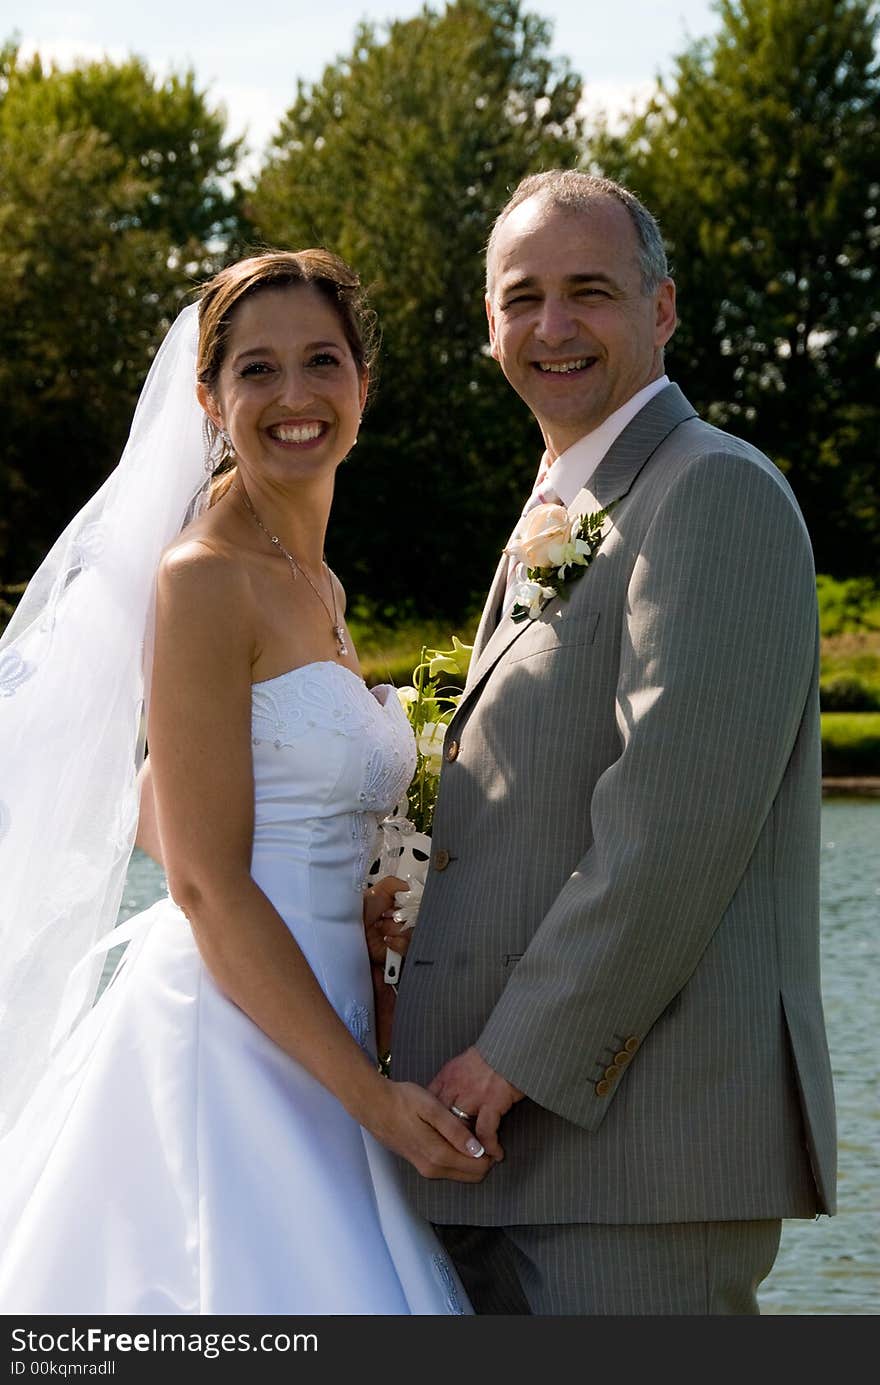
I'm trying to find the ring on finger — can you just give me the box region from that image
[450,1104,474,1123]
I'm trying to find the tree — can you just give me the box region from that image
[590,0,880,576]
[1,46,243,254]
[249,0,583,618]
[0,45,247,589]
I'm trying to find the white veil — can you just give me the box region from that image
[0,303,210,1138]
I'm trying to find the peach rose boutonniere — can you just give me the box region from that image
[506,501,615,624]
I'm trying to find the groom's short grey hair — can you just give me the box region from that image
[485,169,669,298]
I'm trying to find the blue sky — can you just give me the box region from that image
[13,1,720,160]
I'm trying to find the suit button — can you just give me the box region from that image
[445,739,460,763]
[604,1064,620,1081]
[433,848,451,871]
[613,1051,631,1067]
[595,1079,611,1098]
[624,1036,640,1054]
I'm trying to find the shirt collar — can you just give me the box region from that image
[542,375,670,507]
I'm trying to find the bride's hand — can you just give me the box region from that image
[363,877,412,967]
[368,1081,494,1183]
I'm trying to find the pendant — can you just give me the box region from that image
[333,625,349,657]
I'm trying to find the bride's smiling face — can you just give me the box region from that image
[199,283,368,486]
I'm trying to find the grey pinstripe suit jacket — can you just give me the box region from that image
[393,384,837,1227]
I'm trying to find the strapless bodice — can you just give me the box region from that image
[249,659,416,918]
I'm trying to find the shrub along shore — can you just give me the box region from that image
[820,714,880,786]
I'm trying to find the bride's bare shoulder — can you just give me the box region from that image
[157,504,253,624]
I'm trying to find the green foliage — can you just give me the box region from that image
[821,712,880,773]
[2,3,878,627]
[249,0,583,617]
[0,49,243,249]
[396,638,472,832]
[818,580,880,709]
[816,574,880,635]
[590,0,880,577]
[820,675,880,710]
[348,609,480,686]
[0,44,247,584]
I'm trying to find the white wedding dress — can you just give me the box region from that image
[0,661,470,1316]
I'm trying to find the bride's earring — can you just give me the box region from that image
[205,422,235,470]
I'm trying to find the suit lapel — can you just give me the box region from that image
[465,553,509,690]
[568,382,697,522]
[464,589,535,696]
[457,384,698,719]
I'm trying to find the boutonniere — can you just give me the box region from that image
[506,502,614,623]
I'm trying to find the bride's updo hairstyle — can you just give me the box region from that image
[196,249,378,504]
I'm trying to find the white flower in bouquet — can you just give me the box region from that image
[416,721,446,775]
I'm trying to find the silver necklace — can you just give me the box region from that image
[236,484,349,657]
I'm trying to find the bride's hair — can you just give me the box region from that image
[196,249,379,505]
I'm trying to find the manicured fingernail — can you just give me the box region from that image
[466,1137,484,1158]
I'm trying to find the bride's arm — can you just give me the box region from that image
[148,541,489,1183]
[134,758,163,866]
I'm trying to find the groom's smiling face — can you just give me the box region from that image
[486,195,676,458]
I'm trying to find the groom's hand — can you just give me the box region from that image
[428,1047,524,1163]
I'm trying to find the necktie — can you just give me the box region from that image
[502,458,564,615]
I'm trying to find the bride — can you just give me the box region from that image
[0,249,486,1314]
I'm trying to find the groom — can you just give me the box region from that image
[391,170,837,1314]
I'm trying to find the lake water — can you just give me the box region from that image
[117,796,880,1316]
[758,796,879,1315]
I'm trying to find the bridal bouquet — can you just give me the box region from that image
[397,635,472,834]
[370,637,472,986]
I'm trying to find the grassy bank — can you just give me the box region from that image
[821,713,880,777]
[348,614,479,688]
[820,632,880,711]
[818,577,880,714]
